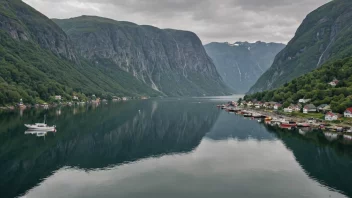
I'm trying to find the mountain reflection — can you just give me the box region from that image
[0,100,220,198]
[267,126,352,197]
[206,112,276,141]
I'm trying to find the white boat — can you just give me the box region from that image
[24,115,56,131]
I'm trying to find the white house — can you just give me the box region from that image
[255,102,263,109]
[284,108,293,113]
[344,108,352,118]
[73,96,79,100]
[274,103,282,110]
[247,101,254,107]
[289,104,301,112]
[325,112,339,121]
[303,104,317,114]
[299,99,311,103]
[55,95,62,100]
[328,80,339,87]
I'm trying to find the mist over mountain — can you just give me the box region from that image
[205,41,285,93]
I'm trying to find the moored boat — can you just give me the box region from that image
[297,123,310,127]
[243,113,253,117]
[280,121,297,128]
[24,115,56,131]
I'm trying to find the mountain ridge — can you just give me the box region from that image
[248,0,352,93]
[0,0,161,105]
[54,16,231,96]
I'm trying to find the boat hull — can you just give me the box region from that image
[280,124,297,128]
[25,124,55,131]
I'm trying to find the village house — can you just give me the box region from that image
[247,101,254,107]
[255,102,263,109]
[284,107,292,113]
[263,102,270,108]
[112,96,121,101]
[303,104,317,114]
[317,104,329,112]
[122,97,128,101]
[344,107,352,118]
[55,95,62,100]
[288,104,301,112]
[322,105,331,112]
[328,79,339,87]
[299,99,311,104]
[274,103,282,110]
[264,102,277,109]
[325,112,340,121]
[73,96,79,100]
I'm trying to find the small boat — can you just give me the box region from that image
[243,113,253,117]
[297,123,310,127]
[25,115,56,131]
[252,114,262,118]
[227,107,236,112]
[265,117,272,122]
[281,121,297,127]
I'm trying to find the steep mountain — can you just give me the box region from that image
[205,41,285,93]
[53,16,231,96]
[0,0,159,105]
[244,57,352,113]
[249,0,352,93]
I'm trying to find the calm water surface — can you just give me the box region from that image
[1,96,352,198]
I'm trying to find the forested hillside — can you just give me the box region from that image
[244,57,352,113]
[249,0,352,93]
[0,0,166,105]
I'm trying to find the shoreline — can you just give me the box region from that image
[219,105,352,130]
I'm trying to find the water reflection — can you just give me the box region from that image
[206,112,276,141]
[266,125,352,197]
[24,130,56,137]
[1,98,352,198]
[0,99,220,198]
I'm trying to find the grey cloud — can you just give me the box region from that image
[24,0,331,44]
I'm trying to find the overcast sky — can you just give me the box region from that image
[24,0,331,44]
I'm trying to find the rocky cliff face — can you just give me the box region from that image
[0,0,161,104]
[205,41,285,93]
[249,0,352,93]
[54,16,231,96]
[0,0,77,61]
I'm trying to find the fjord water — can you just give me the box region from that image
[1,97,352,198]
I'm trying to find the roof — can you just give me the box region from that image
[304,104,316,109]
[323,105,331,110]
[345,107,352,113]
[326,112,336,117]
[318,104,328,108]
[289,103,301,107]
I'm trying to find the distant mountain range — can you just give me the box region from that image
[0,0,230,105]
[205,41,285,93]
[249,0,352,93]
